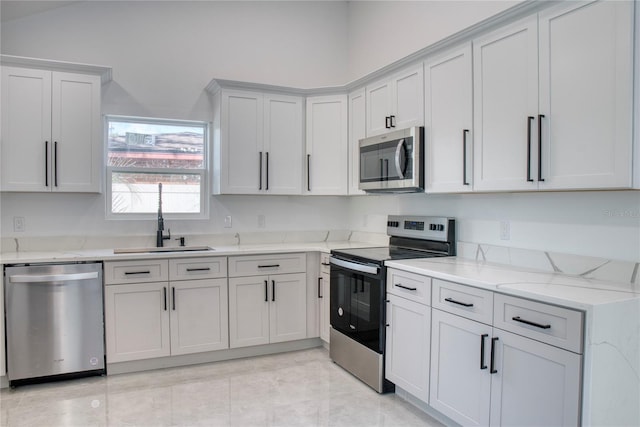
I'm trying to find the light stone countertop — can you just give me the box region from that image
[385,257,640,311]
[0,241,378,265]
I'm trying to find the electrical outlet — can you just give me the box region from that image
[258,215,266,228]
[500,220,510,240]
[224,215,232,228]
[13,216,25,232]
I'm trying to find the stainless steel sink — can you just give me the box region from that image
[113,246,214,254]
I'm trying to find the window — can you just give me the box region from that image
[106,116,208,219]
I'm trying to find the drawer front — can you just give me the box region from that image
[105,259,168,285]
[432,279,493,325]
[320,252,331,274]
[494,294,583,353]
[386,268,431,305]
[228,253,306,277]
[169,257,227,281]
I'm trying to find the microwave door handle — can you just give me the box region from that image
[395,138,406,179]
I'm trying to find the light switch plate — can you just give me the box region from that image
[224,215,232,228]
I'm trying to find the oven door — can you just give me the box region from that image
[329,256,385,353]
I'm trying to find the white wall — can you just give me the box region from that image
[1,0,349,120]
[346,0,520,81]
[348,191,640,262]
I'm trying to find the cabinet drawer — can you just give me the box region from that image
[494,294,583,353]
[228,253,306,277]
[105,259,168,285]
[169,257,227,281]
[320,252,331,274]
[386,268,431,305]
[432,279,493,325]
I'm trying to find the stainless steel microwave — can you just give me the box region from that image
[358,126,424,193]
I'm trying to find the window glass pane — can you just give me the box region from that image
[107,119,204,169]
[111,172,201,214]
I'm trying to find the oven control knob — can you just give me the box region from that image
[338,307,344,317]
[429,224,435,231]
[438,224,445,231]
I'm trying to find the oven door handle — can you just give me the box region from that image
[330,257,379,275]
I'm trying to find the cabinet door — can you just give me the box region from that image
[1,66,52,191]
[305,95,348,195]
[220,90,263,194]
[430,309,492,426]
[473,17,539,191]
[319,271,331,343]
[425,44,473,193]
[490,329,581,426]
[228,276,270,348]
[366,79,392,136]
[105,282,171,363]
[51,71,101,192]
[169,278,229,356]
[269,273,307,344]
[385,295,430,403]
[391,65,424,130]
[538,0,633,190]
[263,94,303,194]
[348,89,366,195]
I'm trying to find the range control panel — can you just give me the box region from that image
[387,215,454,242]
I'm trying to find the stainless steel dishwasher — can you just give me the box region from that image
[4,262,105,385]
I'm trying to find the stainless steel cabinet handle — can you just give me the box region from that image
[9,272,99,283]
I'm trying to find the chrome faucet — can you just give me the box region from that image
[156,183,170,247]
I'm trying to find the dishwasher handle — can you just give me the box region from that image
[9,272,99,283]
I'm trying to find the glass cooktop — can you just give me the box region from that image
[331,246,449,265]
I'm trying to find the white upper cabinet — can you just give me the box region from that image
[424,43,474,193]
[348,89,366,195]
[213,89,303,195]
[305,95,348,195]
[474,0,634,192]
[473,17,539,192]
[366,64,424,137]
[1,67,102,192]
[537,0,633,190]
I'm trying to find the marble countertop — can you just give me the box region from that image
[385,257,640,310]
[0,241,376,265]
[3,242,638,311]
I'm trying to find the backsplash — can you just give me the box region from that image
[457,241,640,287]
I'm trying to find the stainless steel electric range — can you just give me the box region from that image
[329,215,456,393]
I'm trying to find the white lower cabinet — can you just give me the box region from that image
[104,258,229,363]
[105,281,171,363]
[319,252,331,343]
[229,273,307,348]
[385,294,431,402]
[428,279,583,426]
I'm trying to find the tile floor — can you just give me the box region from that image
[0,348,444,426]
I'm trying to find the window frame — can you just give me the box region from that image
[104,115,210,220]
